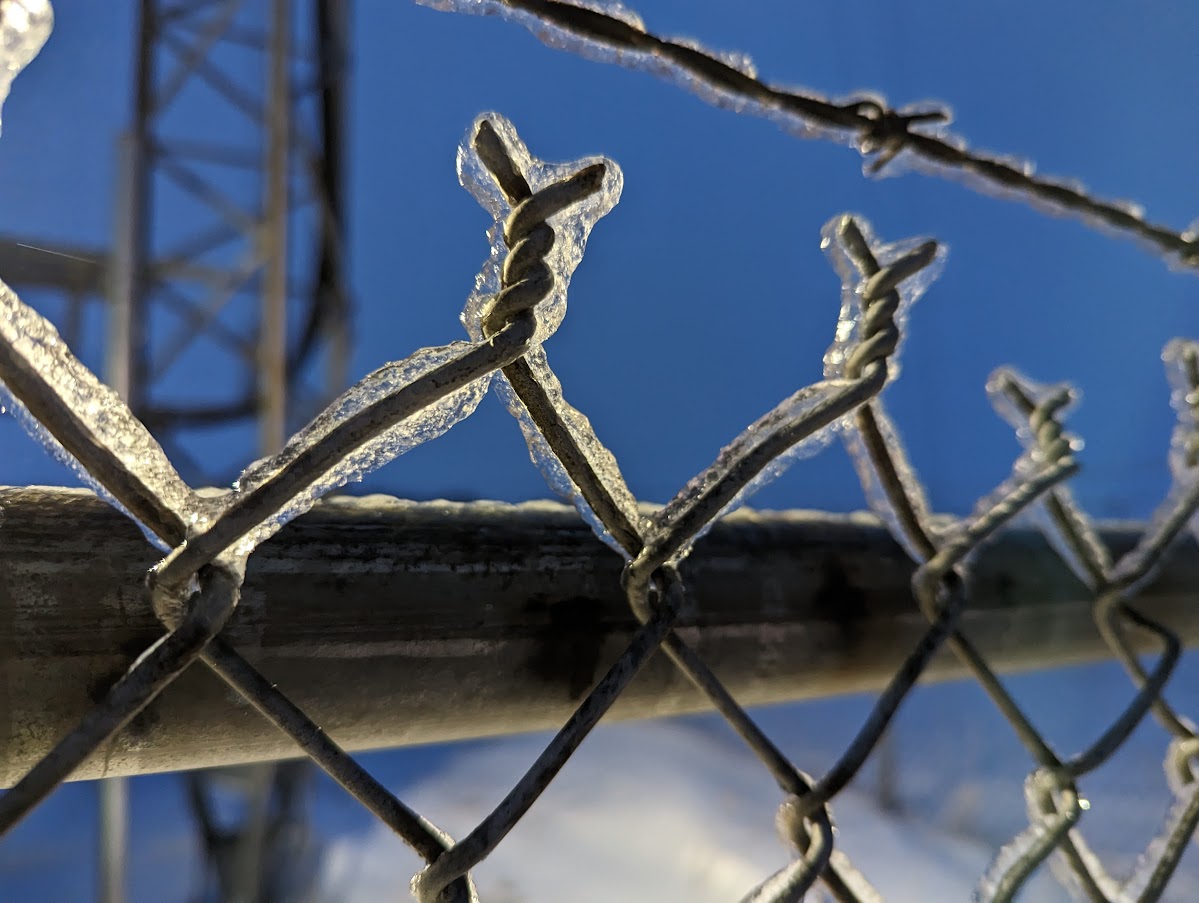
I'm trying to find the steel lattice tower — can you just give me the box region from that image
[110,0,351,474]
[0,2,352,899]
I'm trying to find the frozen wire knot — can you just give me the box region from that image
[846,239,938,380]
[471,117,609,338]
[828,215,939,382]
[845,97,950,173]
[991,369,1079,466]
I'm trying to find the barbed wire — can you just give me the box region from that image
[1,105,1196,901]
[418,0,1199,275]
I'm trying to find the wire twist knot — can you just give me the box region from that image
[843,238,937,380]
[472,119,607,338]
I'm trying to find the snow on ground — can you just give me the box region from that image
[319,719,1066,902]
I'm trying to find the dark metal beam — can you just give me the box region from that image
[0,238,107,294]
[2,487,1196,786]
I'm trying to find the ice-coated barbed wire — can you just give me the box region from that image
[417,0,1199,274]
[984,366,1199,903]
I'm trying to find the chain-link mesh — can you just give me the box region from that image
[2,2,1198,901]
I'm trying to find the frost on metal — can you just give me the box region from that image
[648,379,848,558]
[491,346,642,554]
[417,0,867,146]
[0,0,51,133]
[1163,338,1199,484]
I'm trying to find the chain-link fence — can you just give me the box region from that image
[2,1,1199,901]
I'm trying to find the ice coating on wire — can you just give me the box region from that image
[1112,785,1199,903]
[650,380,849,559]
[974,821,1054,903]
[492,346,641,554]
[821,216,944,386]
[0,0,51,134]
[0,280,195,549]
[1045,831,1119,903]
[819,219,944,561]
[457,112,623,345]
[230,342,491,555]
[457,112,635,550]
[417,0,894,146]
[975,770,1078,903]
[1163,338,1199,485]
[1100,345,1199,594]
[875,142,1165,262]
[985,367,1107,587]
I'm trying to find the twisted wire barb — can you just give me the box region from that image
[422,0,1199,273]
[987,370,1199,902]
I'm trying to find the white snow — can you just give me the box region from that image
[318,720,1070,902]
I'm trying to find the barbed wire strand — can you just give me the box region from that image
[432,0,1199,273]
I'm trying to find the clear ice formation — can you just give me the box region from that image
[1163,338,1199,487]
[985,367,1106,588]
[421,0,1191,274]
[821,216,945,562]
[417,0,868,145]
[416,0,959,162]
[229,341,492,555]
[457,112,622,346]
[0,0,51,134]
[649,217,944,560]
[491,346,641,555]
[649,379,851,559]
[0,279,195,550]
[458,112,636,551]
[1099,342,1199,593]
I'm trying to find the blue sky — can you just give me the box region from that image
[1,1,1198,899]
